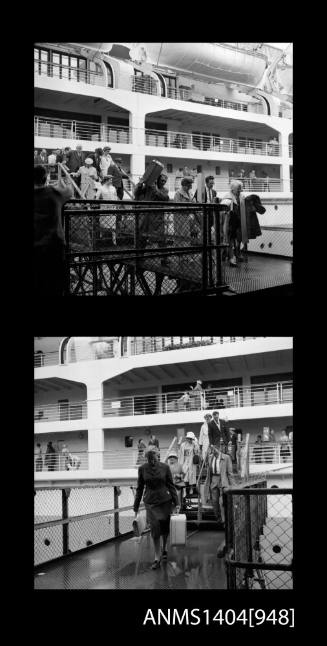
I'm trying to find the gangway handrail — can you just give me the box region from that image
[35,503,145,530]
[58,162,83,198]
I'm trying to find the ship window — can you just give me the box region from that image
[215,166,221,175]
[167,164,173,173]
[104,62,113,87]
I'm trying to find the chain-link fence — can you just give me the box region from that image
[224,485,293,589]
[63,200,227,295]
[34,485,139,566]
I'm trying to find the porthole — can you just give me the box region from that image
[44,538,51,546]
[274,205,278,210]
[260,243,265,249]
[272,545,282,553]
[268,242,272,248]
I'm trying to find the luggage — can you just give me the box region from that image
[141,159,164,187]
[132,510,148,537]
[170,512,187,546]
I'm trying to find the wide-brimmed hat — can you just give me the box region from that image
[103,146,111,152]
[186,431,196,440]
[167,451,178,459]
[84,158,94,165]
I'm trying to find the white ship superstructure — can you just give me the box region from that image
[34,42,293,237]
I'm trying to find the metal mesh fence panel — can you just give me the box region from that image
[225,487,293,590]
[35,486,137,566]
[63,201,226,296]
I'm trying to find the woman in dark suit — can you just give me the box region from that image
[133,447,179,569]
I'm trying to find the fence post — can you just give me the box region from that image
[245,494,253,583]
[202,207,208,294]
[63,205,71,296]
[214,204,222,290]
[62,488,70,555]
[114,486,120,537]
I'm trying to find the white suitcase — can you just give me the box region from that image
[170,513,187,546]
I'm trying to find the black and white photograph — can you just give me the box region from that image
[34,336,293,591]
[34,42,293,296]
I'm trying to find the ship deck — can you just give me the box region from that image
[34,528,226,589]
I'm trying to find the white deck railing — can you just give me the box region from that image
[34,401,88,423]
[35,59,106,86]
[34,116,131,144]
[34,336,266,367]
[102,381,293,418]
[34,381,292,423]
[145,128,281,156]
[34,441,293,473]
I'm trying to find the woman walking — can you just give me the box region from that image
[133,447,178,570]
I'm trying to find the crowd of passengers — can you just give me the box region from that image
[34,144,266,296]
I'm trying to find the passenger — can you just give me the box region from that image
[135,173,170,266]
[34,164,73,297]
[65,144,85,173]
[37,148,48,165]
[280,430,291,462]
[72,157,98,199]
[96,175,118,245]
[133,447,178,569]
[208,411,229,451]
[179,432,199,497]
[194,175,217,204]
[167,451,184,507]
[177,391,191,411]
[190,379,204,409]
[174,176,201,241]
[109,158,129,200]
[204,444,235,525]
[99,146,113,179]
[220,180,243,266]
[199,413,212,463]
[45,441,56,472]
[61,444,71,470]
[35,443,43,471]
[137,438,147,465]
[148,433,160,458]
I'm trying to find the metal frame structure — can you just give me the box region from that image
[63,200,228,296]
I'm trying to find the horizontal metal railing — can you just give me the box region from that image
[129,336,265,355]
[34,381,292,424]
[34,448,171,472]
[34,401,88,423]
[35,450,88,471]
[34,337,266,367]
[131,77,252,112]
[34,115,131,144]
[34,350,59,367]
[102,380,293,418]
[248,441,293,465]
[34,59,106,86]
[34,440,292,475]
[129,174,285,194]
[145,128,281,156]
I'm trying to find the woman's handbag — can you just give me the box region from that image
[193,454,200,465]
[132,510,148,537]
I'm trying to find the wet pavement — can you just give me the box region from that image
[34,529,227,589]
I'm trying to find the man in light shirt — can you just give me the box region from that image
[204,445,235,525]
